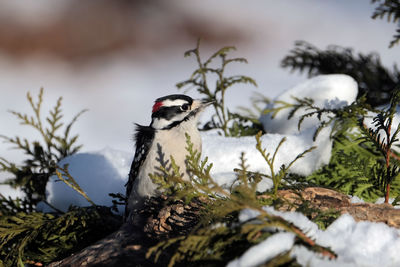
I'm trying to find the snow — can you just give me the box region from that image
[315,215,400,266]
[263,206,320,238]
[202,125,332,181]
[0,185,24,199]
[11,74,400,266]
[227,232,296,267]
[362,108,400,155]
[259,74,358,135]
[350,195,365,204]
[233,208,400,267]
[37,147,132,213]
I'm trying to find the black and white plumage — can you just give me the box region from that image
[125,125,154,203]
[125,94,210,217]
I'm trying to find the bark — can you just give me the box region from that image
[275,187,400,228]
[48,196,203,267]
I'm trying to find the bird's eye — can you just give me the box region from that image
[180,103,190,111]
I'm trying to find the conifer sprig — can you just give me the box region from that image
[236,92,271,128]
[0,89,87,211]
[358,91,400,203]
[0,90,122,266]
[55,164,96,207]
[281,41,400,107]
[177,39,258,136]
[264,94,374,141]
[0,206,121,267]
[371,0,400,47]
[255,132,316,197]
[309,138,382,201]
[2,89,87,162]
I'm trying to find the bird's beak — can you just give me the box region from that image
[192,99,214,110]
[202,99,215,107]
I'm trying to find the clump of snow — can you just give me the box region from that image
[37,147,132,213]
[260,74,358,135]
[350,195,365,204]
[375,197,396,205]
[237,207,319,239]
[203,125,332,182]
[295,214,400,267]
[238,208,260,222]
[254,74,358,194]
[0,167,25,200]
[231,208,400,267]
[263,206,319,239]
[227,232,295,267]
[0,185,24,199]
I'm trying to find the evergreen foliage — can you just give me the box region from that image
[277,0,400,204]
[372,0,400,47]
[264,94,375,141]
[281,1,400,106]
[255,132,316,197]
[237,92,271,124]
[358,91,400,203]
[0,206,121,267]
[268,90,400,203]
[0,90,124,266]
[0,195,31,217]
[0,88,87,211]
[147,134,335,266]
[281,41,400,107]
[55,164,96,207]
[305,131,390,202]
[177,40,261,137]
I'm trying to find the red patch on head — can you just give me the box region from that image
[152,101,163,113]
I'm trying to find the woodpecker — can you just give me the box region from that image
[125,94,210,217]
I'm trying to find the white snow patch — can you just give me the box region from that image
[227,232,295,267]
[0,185,24,199]
[375,197,397,206]
[237,206,319,239]
[260,74,358,135]
[37,147,132,213]
[350,195,365,204]
[238,208,260,223]
[203,125,332,182]
[263,206,319,239]
[235,208,400,267]
[294,214,400,267]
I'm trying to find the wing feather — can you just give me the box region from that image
[125,124,155,201]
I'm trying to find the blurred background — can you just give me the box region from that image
[1,0,400,181]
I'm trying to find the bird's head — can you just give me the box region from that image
[150,94,211,130]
